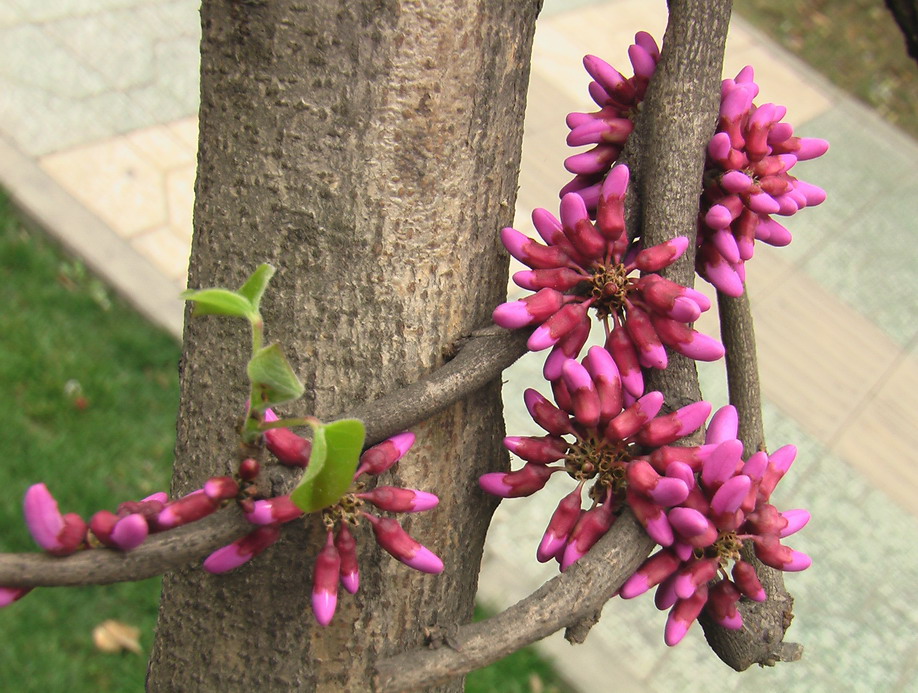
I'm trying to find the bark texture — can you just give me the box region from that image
[147,1,540,690]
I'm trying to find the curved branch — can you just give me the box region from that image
[373,511,654,693]
[0,327,529,588]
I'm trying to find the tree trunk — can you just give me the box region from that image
[147,1,540,690]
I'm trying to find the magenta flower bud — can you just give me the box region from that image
[312,531,341,626]
[754,535,811,572]
[636,275,702,323]
[527,302,590,352]
[551,377,573,413]
[543,318,591,381]
[634,31,660,60]
[355,432,415,477]
[708,131,733,162]
[537,486,583,563]
[759,444,797,500]
[732,560,766,601]
[705,405,738,445]
[156,492,220,530]
[523,389,572,437]
[664,584,708,646]
[503,435,568,465]
[141,491,169,504]
[237,458,260,481]
[582,55,628,99]
[478,463,556,498]
[606,390,665,441]
[620,549,681,599]
[628,460,689,507]
[606,326,643,397]
[560,501,616,571]
[512,268,585,292]
[110,513,149,551]
[596,164,630,245]
[500,226,573,270]
[634,401,712,448]
[204,476,240,501]
[673,557,718,600]
[625,304,667,369]
[89,509,120,547]
[203,525,281,574]
[493,288,566,329]
[756,216,792,246]
[365,515,443,574]
[650,315,725,362]
[560,193,605,259]
[793,137,829,160]
[793,180,827,207]
[655,572,679,611]
[649,446,706,474]
[23,483,86,556]
[358,486,439,513]
[335,524,360,594]
[561,358,601,428]
[720,170,754,194]
[583,346,622,424]
[667,507,712,538]
[628,491,673,546]
[699,247,744,297]
[264,427,312,467]
[633,236,689,273]
[701,439,744,487]
[707,579,743,630]
[628,43,657,80]
[567,117,633,146]
[0,586,31,608]
[245,495,304,526]
[779,509,811,538]
[711,228,741,264]
[710,475,752,517]
[564,146,618,175]
[742,450,769,483]
[665,461,696,490]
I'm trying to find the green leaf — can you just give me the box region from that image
[180,288,255,319]
[247,344,305,409]
[291,419,366,513]
[237,264,276,311]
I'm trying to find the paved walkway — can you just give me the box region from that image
[1,1,916,691]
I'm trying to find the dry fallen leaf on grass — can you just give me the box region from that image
[92,620,142,654]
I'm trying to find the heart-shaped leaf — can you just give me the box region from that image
[291,419,366,513]
[238,264,276,311]
[181,288,255,319]
[247,344,305,409]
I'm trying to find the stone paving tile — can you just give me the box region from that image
[39,137,169,238]
[131,225,190,284]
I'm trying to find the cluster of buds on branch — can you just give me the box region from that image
[2,264,444,628]
[483,30,822,646]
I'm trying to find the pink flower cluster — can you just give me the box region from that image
[204,430,443,627]
[494,164,723,397]
[698,67,828,295]
[559,32,827,296]
[480,359,810,645]
[620,407,810,644]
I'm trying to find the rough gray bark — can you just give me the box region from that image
[146,1,541,690]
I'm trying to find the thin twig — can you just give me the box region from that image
[0,327,529,588]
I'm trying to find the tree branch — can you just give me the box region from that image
[0,327,529,588]
[698,290,800,669]
[373,511,654,693]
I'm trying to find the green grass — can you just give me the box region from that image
[738,0,918,139]
[0,192,180,690]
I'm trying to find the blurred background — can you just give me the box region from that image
[1,0,916,690]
